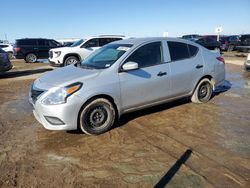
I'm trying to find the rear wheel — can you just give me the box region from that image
[64,56,79,66]
[227,45,234,52]
[191,78,213,103]
[79,98,116,135]
[25,53,37,63]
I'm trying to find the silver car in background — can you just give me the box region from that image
[29,37,225,135]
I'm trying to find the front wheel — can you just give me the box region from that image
[79,98,116,135]
[64,56,79,66]
[191,78,213,103]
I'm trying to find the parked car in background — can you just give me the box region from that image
[30,37,225,135]
[14,38,62,63]
[182,34,200,41]
[0,43,14,59]
[220,35,240,51]
[48,35,125,67]
[195,36,221,51]
[0,48,12,73]
[236,34,250,52]
[244,53,250,71]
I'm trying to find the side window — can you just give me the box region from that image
[38,39,46,46]
[18,39,37,45]
[99,38,121,46]
[0,45,8,48]
[167,41,189,61]
[125,42,162,68]
[81,38,99,48]
[48,40,59,47]
[188,44,198,57]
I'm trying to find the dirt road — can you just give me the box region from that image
[0,59,249,187]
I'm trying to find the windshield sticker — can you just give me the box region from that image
[105,64,111,67]
[117,46,130,51]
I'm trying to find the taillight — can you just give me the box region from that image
[15,47,21,53]
[216,57,225,64]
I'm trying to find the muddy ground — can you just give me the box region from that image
[0,54,249,188]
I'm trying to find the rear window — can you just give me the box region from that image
[167,41,189,61]
[16,39,37,46]
[167,41,198,61]
[188,44,198,57]
[99,38,122,46]
[0,44,8,48]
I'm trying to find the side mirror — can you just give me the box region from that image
[122,61,139,71]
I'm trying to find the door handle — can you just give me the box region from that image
[196,64,203,69]
[157,71,167,77]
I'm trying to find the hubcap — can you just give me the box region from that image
[198,83,209,100]
[67,58,78,65]
[86,106,108,128]
[28,54,36,62]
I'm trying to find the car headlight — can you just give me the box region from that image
[42,82,82,105]
[54,51,61,58]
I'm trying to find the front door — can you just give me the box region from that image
[119,41,171,110]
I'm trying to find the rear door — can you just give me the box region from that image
[167,41,203,97]
[119,41,171,110]
[37,39,49,58]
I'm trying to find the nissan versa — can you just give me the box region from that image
[29,37,225,135]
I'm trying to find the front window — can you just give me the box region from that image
[71,39,84,47]
[80,44,132,69]
[125,42,163,68]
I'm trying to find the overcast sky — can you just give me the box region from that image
[1,0,250,42]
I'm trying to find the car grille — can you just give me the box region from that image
[49,51,53,58]
[31,87,44,103]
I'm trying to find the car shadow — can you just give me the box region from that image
[115,97,191,129]
[0,68,53,78]
[154,149,192,188]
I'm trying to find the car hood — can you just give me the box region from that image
[34,65,101,90]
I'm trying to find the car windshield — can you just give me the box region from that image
[80,43,133,69]
[71,39,84,47]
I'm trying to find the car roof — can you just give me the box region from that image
[85,35,127,40]
[16,38,55,41]
[111,37,194,46]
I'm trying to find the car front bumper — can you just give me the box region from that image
[48,57,63,67]
[29,93,83,131]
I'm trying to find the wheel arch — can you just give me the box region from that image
[63,53,81,64]
[77,94,120,129]
[192,75,215,95]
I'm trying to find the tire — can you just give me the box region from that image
[79,98,116,135]
[191,78,213,103]
[25,53,37,63]
[64,56,79,66]
[227,45,234,52]
[8,52,14,59]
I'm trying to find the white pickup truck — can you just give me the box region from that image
[48,35,126,67]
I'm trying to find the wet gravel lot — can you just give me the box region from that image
[0,57,249,187]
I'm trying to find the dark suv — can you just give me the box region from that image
[14,38,62,63]
[236,34,250,52]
